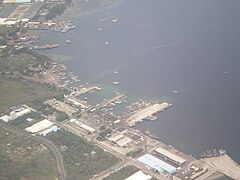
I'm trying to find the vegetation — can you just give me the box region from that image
[9,112,43,129]
[0,127,59,180]
[126,148,144,158]
[0,76,63,114]
[97,128,112,141]
[48,129,120,180]
[103,165,139,180]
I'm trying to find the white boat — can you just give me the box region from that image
[112,19,119,23]
[65,39,71,44]
[113,81,119,85]
[114,71,118,74]
[97,28,103,31]
[105,41,109,45]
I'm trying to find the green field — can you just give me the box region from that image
[48,129,121,180]
[0,127,59,180]
[0,76,62,113]
[103,165,139,180]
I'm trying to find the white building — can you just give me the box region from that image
[125,171,152,180]
[25,119,54,133]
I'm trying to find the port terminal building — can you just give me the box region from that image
[154,147,186,166]
[137,154,176,174]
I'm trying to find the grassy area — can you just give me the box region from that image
[103,165,139,180]
[0,127,59,180]
[0,76,63,114]
[48,129,121,180]
[9,112,43,129]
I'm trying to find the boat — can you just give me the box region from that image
[114,71,118,74]
[97,28,103,31]
[113,81,119,85]
[112,19,119,23]
[65,40,71,44]
[105,41,109,45]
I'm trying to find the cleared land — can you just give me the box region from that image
[48,129,121,180]
[0,126,59,180]
[103,165,139,180]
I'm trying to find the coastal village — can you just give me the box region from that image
[1,0,240,180]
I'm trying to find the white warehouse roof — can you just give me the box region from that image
[25,119,54,133]
[116,136,132,147]
[138,154,176,174]
[155,147,186,165]
[125,170,152,180]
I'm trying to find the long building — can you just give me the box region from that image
[25,119,54,133]
[125,170,152,180]
[137,154,176,174]
[154,147,186,166]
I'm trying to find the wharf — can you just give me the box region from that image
[126,102,172,126]
[97,92,127,109]
[72,86,102,97]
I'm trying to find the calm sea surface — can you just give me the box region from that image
[37,0,240,162]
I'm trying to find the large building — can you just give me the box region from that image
[25,119,54,133]
[3,0,32,3]
[137,154,176,174]
[125,170,152,180]
[154,147,186,166]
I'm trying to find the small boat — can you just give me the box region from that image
[114,71,118,74]
[112,19,119,23]
[113,81,119,85]
[105,41,109,45]
[65,40,71,44]
[97,28,103,31]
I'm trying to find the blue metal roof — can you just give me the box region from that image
[39,125,60,136]
[137,154,176,174]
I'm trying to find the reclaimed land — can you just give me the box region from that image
[103,165,139,180]
[48,129,121,180]
[0,126,59,180]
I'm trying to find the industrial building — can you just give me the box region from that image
[125,170,152,180]
[25,119,54,133]
[137,154,176,174]
[154,147,186,166]
[70,119,95,133]
[39,125,60,136]
[0,107,31,122]
[107,132,133,147]
[116,136,132,147]
[3,0,32,3]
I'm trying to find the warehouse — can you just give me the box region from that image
[137,154,176,174]
[25,119,54,133]
[39,125,60,136]
[107,133,124,143]
[116,136,132,147]
[125,170,152,180]
[154,147,186,166]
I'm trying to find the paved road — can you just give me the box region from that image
[0,122,66,180]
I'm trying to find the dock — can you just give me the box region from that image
[126,102,172,126]
[97,92,127,109]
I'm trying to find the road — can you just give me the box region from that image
[0,122,66,180]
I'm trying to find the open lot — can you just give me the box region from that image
[0,126,59,179]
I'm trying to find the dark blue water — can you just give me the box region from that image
[39,0,240,162]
